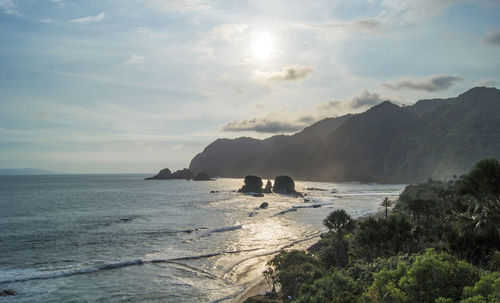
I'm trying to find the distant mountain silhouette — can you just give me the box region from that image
[189,87,500,183]
[0,168,58,175]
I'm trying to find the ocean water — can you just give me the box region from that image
[0,175,405,302]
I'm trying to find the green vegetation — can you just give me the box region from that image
[262,158,500,302]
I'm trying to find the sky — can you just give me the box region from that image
[1,0,500,174]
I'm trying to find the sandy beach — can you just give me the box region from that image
[235,278,268,303]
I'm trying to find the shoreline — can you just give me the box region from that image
[232,203,398,303]
[234,278,268,303]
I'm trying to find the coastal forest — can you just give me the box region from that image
[256,158,500,303]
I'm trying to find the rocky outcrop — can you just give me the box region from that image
[194,172,214,181]
[273,175,300,195]
[238,175,263,193]
[146,168,194,180]
[263,180,272,193]
[145,168,172,180]
[172,168,194,180]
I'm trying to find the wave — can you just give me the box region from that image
[139,227,207,237]
[195,225,243,238]
[0,248,261,285]
[273,202,335,217]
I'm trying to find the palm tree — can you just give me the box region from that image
[323,209,355,234]
[380,197,393,220]
[459,158,500,240]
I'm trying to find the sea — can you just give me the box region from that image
[0,174,405,302]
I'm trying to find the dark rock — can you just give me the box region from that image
[304,198,310,202]
[145,168,172,180]
[251,193,264,197]
[273,175,297,195]
[120,218,132,222]
[263,180,272,193]
[146,168,194,180]
[210,190,220,193]
[238,175,263,193]
[1,289,16,296]
[259,202,269,209]
[331,189,338,193]
[306,187,328,191]
[294,192,304,198]
[171,168,194,180]
[194,172,214,181]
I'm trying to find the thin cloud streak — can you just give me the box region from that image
[70,12,104,24]
[221,118,308,133]
[221,89,392,133]
[382,75,463,92]
[253,66,314,82]
[483,30,500,46]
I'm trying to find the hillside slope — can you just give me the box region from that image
[188,87,500,183]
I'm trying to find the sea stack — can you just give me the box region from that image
[273,175,299,195]
[238,175,263,193]
[263,180,272,193]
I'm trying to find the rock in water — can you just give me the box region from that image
[171,168,194,180]
[1,289,16,296]
[238,175,263,193]
[194,172,214,181]
[273,175,297,195]
[259,202,269,209]
[145,168,172,180]
[263,180,272,193]
[145,168,194,180]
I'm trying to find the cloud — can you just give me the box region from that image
[0,0,20,15]
[145,0,213,13]
[377,0,452,25]
[35,111,50,119]
[221,117,309,133]
[350,90,384,108]
[124,54,144,65]
[353,17,381,32]
[295,17,381,35]
[253,66,314,82]
[39,18,53,23]
[222,89,391,134]
[71,12,104,24]
[382,75,463,92]
[483,30,500,46]
[318,90,386,112]
[317,100,342,112]
[474,79,496,87]
[211,23,248,42]
[51,0,65,6]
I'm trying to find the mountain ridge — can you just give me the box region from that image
[189,87,500,183]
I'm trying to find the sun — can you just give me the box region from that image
[252,31,274,61]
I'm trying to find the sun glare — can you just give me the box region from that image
[252,31,274,61]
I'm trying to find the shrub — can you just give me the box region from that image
[461,272,500,303]
[264,250,323,301]
[367,249,480,303]
[295,269,359,303]
[353,213,414,261]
